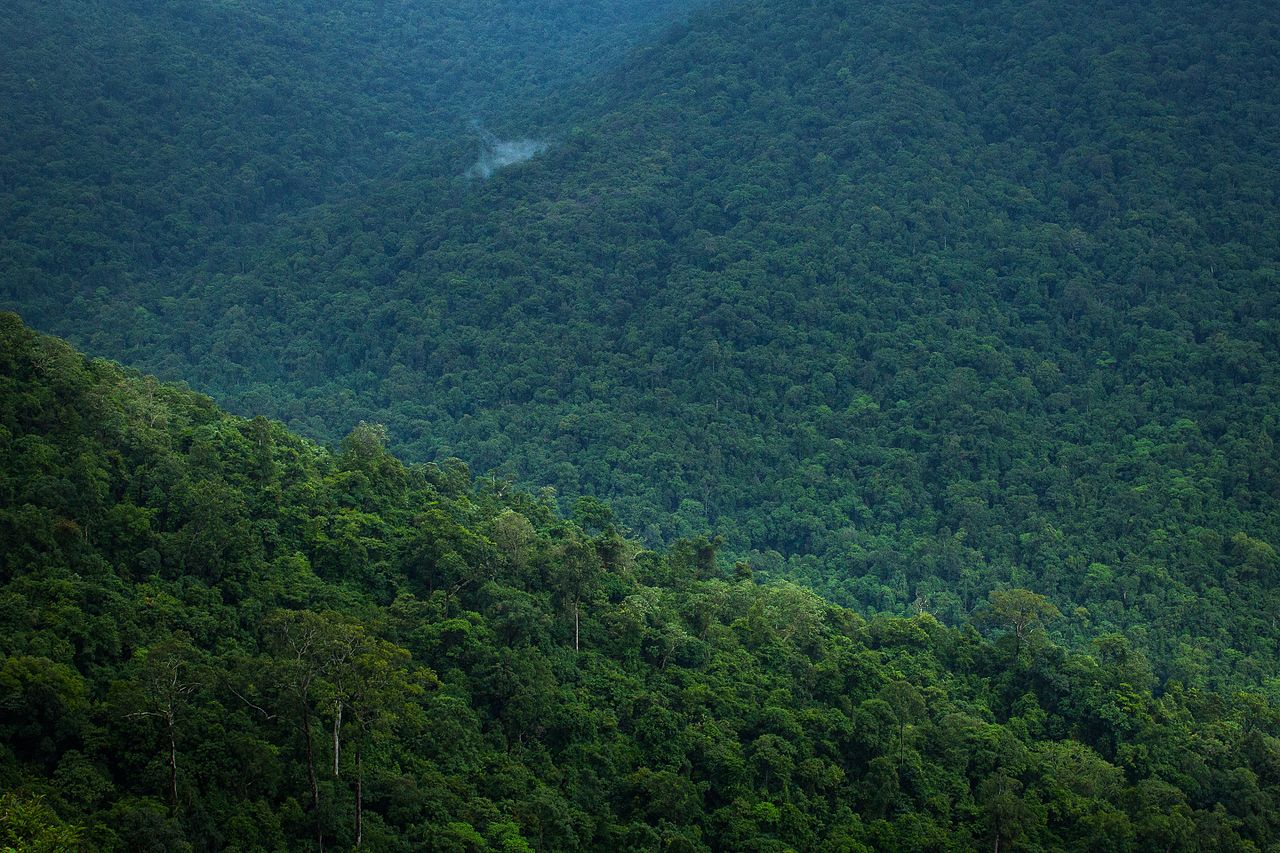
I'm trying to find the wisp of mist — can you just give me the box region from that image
[468,125,547,178]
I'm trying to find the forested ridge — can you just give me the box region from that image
[0,0,702,315]
[5,0,1278,689]
[5,315,1280,851]
[3,0,1280,847]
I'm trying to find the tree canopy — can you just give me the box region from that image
[2,0,1280,846]
[6,0,1276,690]
[3,317,1280,849]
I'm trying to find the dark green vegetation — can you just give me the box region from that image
[4,0,1280,847]
[0,0,702,317]
[7,0,1279,691]
[6,316,1280,850]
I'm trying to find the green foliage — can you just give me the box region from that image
[4,0,1276,696]
[3,319,1280,849]
[1,0,1280,846]
[0,0,702,327]
[0,791,82,852]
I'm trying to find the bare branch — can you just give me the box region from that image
[229,685,278,721]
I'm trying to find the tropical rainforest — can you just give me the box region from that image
[2,0,1279,848]
[5,315,1280,851]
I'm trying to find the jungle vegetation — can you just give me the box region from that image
[1,0,1280,847]
[4,315,1280,850]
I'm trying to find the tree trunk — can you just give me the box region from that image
[354,742,364,849]
[167,719,179,808]
[303,710,323,852]
[332,701,342,777]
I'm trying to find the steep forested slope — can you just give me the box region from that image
[5,316,1280,851]
[9,0,1276,687]
[0,0,703,332]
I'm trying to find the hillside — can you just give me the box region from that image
[5,316,1280,851]
[6,0,1277,687]
[0,0,703,330]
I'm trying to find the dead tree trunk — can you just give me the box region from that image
[167,722,179,807]
[332,701,342,777]
[302,709,322,852]
[354,742,364,848]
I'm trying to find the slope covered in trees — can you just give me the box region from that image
[0,0,703,332]
[7,0,1278,688]
[6,316,1280,851]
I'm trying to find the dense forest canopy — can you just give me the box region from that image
[2,0,1280,845]
[5,0,1277,690]
[4,315,1280,851]
[0,0,704,316]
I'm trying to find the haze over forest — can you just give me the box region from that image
[2,0,1279,850]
